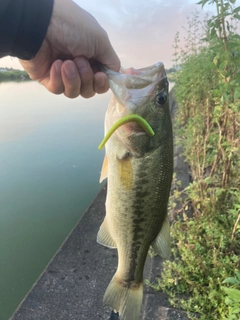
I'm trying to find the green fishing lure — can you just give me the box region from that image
[98,114,155,150]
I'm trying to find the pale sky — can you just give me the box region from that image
[0,0,228,70]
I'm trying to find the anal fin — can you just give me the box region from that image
[97,219,116,249]
[152,216,171,259]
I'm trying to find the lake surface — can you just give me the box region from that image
[0,80,174,320]
[0,81,109,320]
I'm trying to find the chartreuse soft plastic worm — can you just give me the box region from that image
[98,114,155,150]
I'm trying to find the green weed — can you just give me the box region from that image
[151,1,240,319]
[222,272,240,319]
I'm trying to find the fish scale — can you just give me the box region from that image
[97,62,173,320]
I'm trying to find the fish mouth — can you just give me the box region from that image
[123,122,148,137]
[98,115,154,150]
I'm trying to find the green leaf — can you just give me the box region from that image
[222,287,240,302]
[232,7,240,14]
[196,0,209,7]
[233,13,240,20]
[234,90,240,101]
[232,307,240,314]
[225,296,233,305]
[223,277,240,285]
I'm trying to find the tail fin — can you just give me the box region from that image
[103,275,143,320]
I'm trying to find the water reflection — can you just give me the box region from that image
[0,80,174,319]
[0,81,109,319]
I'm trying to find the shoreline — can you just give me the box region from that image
[0,69,31,82]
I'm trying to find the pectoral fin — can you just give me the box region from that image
[117,158,133,191]
[97,219,116,249]
[100,155,108,183]
[152,216,171,259]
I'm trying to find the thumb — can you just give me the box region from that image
[94,34,121,72]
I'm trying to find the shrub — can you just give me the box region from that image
[151,1,240,319]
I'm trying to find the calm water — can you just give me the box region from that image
[0,80,174,320]
[0,81,109,320]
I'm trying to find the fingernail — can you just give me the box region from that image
[98,77,106,87]
[65,62,76,79]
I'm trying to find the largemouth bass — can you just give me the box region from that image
[98,62,173,320]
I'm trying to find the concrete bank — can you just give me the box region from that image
[11,186,189,320]
[11,91,191,320]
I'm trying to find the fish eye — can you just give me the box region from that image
[156,91,167,106]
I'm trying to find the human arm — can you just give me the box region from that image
[0,0,53,59]
[0,0,120,98]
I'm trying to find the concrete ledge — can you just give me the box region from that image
[11,184,189,320]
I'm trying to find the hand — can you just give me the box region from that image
[19,0,120,98]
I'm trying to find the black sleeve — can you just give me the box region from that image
[0,0,54,60]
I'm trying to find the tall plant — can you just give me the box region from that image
[152,1,240,319]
